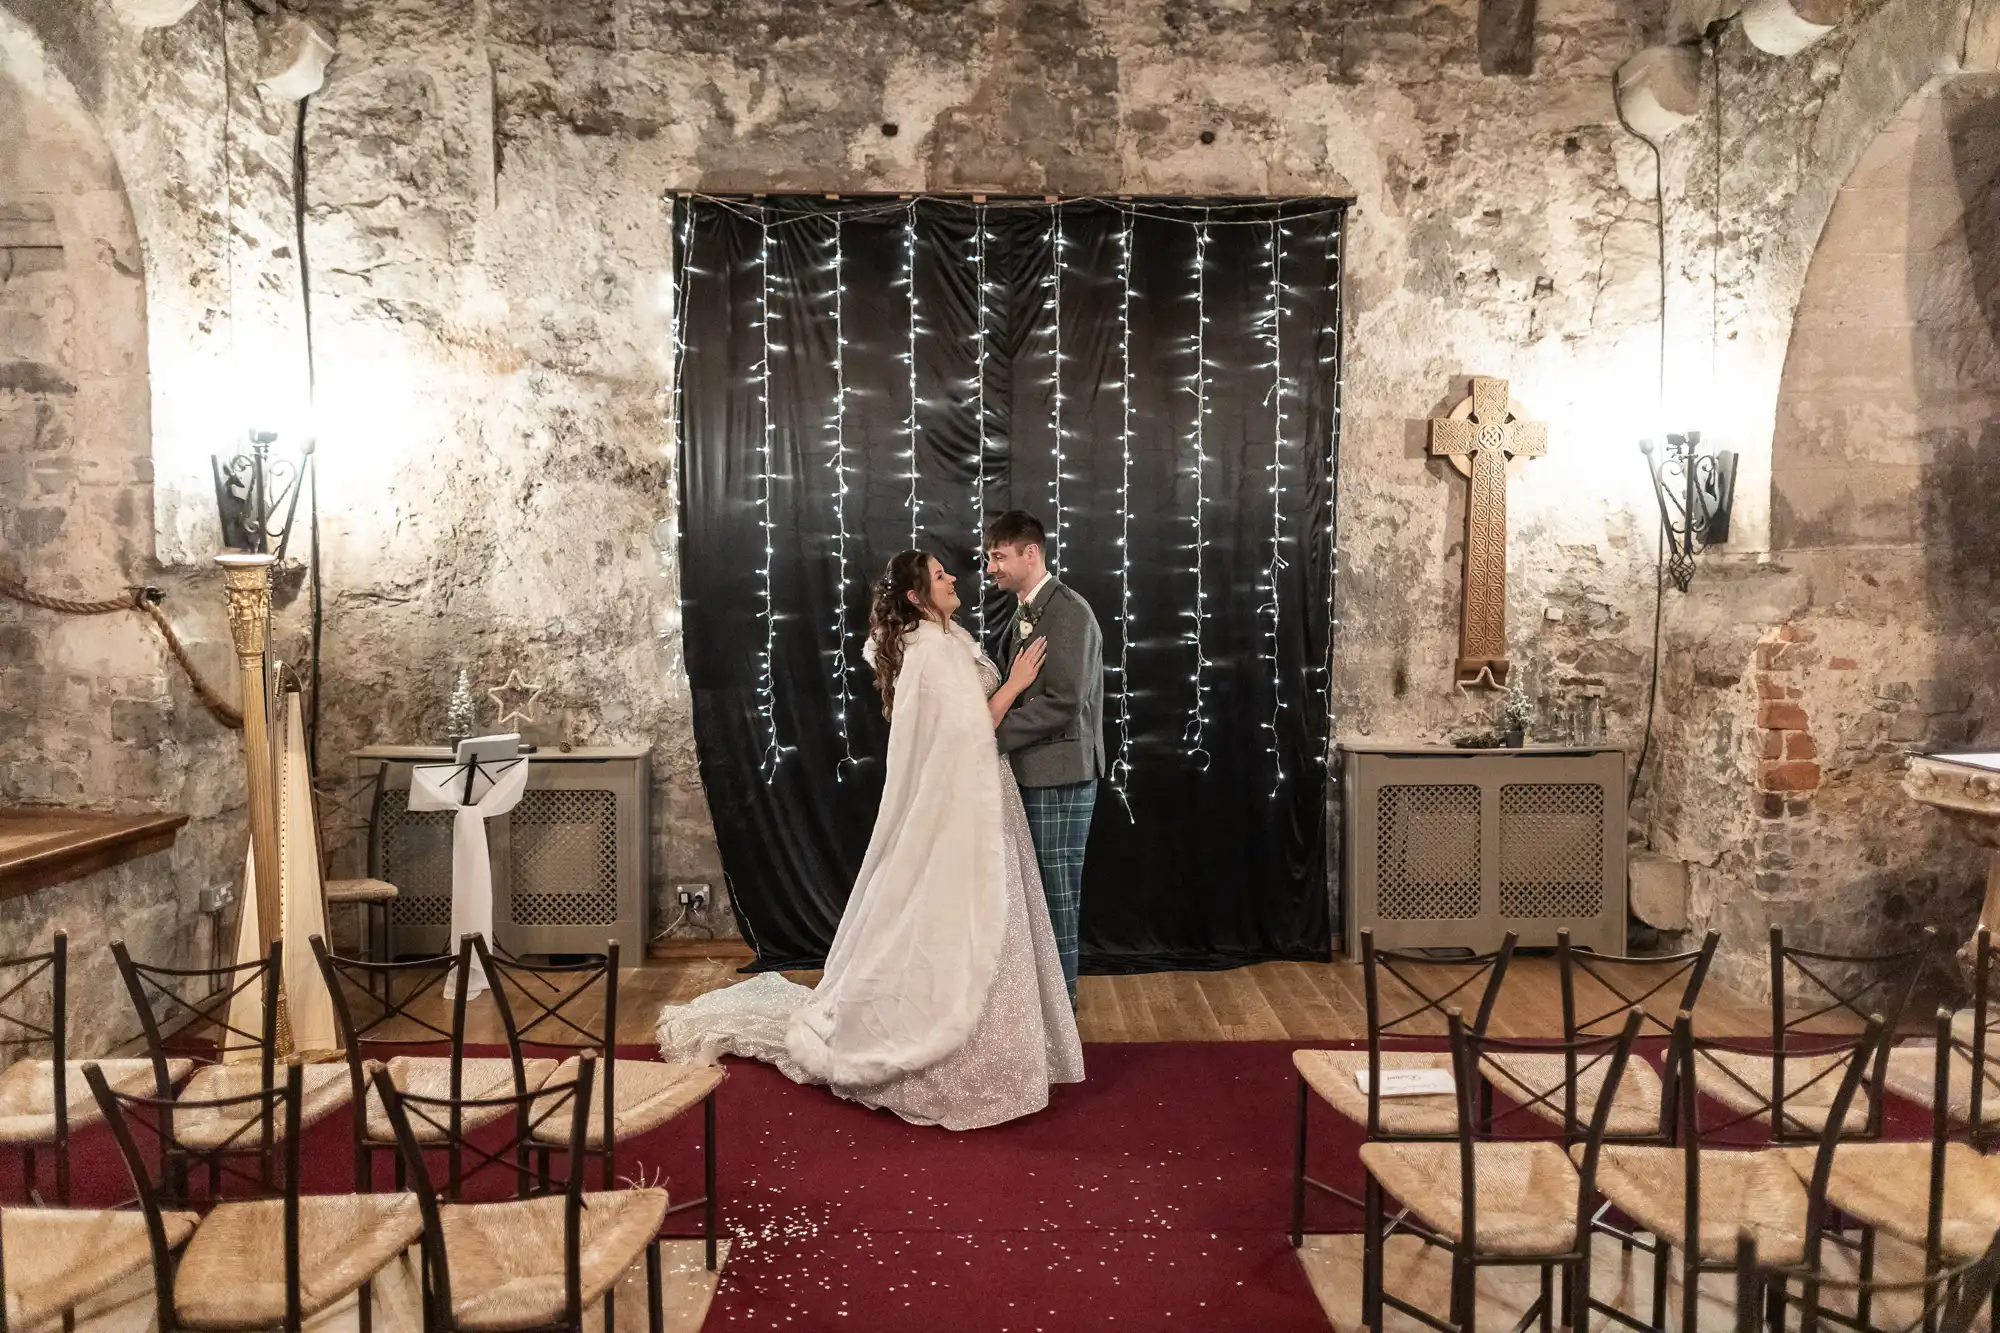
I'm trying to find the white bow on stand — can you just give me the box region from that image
[407,748,531,998]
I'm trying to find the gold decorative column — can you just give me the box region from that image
[217,552,289,1053]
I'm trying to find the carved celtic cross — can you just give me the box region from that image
[1429,376,1546,689]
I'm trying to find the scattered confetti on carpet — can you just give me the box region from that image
[8,1034,1933,1331]
[684,1041,1359,1330]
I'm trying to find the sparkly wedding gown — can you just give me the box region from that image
[657,620,1084,1131]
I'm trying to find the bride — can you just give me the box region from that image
[657,550,1084,1129]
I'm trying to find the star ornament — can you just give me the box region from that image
[487,670,544,731]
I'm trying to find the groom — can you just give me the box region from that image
[986,510,1105,1006]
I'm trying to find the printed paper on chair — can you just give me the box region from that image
[1354,1068,1455,1097]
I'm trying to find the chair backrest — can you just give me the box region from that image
[1673,1009,1882,1265]
[1883,999,2000,1291]
[1679,1008,1884,1142]
[471,935,619,1147]
[111,937,279,1096]
[1560,928,1720,1141]
[84,1060,305,1333]
[371,1055,596,1331]
[1789,1014,1892,1291]
[1912,1006,1974,1289]
[0,929,65,1069]
[1735,1217,2000,1333]
[1448,1006,1643,1258]
[1559,927,1718,1041]
[1769,924,1935,1125]
[1955,927,1997,1139]
[311,933,473,1183]
[0,932,68,1198]
[1360,928,1516,1138]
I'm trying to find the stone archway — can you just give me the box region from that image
[1773,74,2000,575]
[0,15,153,775]
[1641,0,2000,994]
[1745,72,2000,958]
[1655,64,2000,998]
[0,14,238,1054]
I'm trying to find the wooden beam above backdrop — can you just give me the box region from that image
[1479,0,1537,74]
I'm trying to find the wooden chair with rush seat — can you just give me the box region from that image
[1730,1222,2000,1333]
[84,1060,421,1333]
[316,770,400,974]
[372,1054,672,1333]
[110,939,352,1204]
[1697,927,1933,1144]
[0,930,191,1206]
[1783,1004,2000,1333]
[1881,927,2000,1146]
[1478,930,1721,1331]
[1292,929,1518,1244]
[1591,1010,1887,1333]
[471,935,725,1271]
[1355,1007,1645,1333]
[1480,929,1719,1144]
[311,932,558,1193]
[0,1189,199,1331]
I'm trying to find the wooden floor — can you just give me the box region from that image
[442,944,1779,1046]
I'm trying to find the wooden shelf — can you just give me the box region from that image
[0,808,190,900]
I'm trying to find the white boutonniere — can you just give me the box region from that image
[1016,604,1040,639]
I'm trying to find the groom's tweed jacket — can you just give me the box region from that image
[997,577,1106,788]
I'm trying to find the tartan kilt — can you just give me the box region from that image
[1019,779,1096,994]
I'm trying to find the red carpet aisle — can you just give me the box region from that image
[690,1042,1357,1331]
[4,1038,1936,1331]
[676,1037,1933,1330]
[7,1042,1363,1331]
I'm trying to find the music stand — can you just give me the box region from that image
[416,732,527,808]
[408,734,529,994]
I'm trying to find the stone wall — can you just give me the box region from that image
[0,0,1993,980]
[7,0,1680,942]
[1648,76,2000,998]
[0,16,242,1050]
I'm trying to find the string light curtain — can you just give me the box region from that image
[674,195,1345,972]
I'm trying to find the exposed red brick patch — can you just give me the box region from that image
[1755,674,1786,699]
[1761,761,1822,792]
[1830,656,1859,671]
[1759,730,1784,760]
[1776,624,1816,644]
[1757,642,1818,669]
[1784,732,1818,761]
[1759,702,1809,730]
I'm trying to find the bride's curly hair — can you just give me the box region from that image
[868,550,936,719]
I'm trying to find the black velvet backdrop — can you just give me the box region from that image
[674,196,1344,972]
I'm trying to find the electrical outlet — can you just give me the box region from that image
[676,883,711,912]
[198,884,234,914]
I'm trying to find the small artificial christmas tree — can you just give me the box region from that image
[445,667,477,744]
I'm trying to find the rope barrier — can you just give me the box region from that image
[0,577,244,729]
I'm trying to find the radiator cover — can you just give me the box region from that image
[358,746,650,960]
[1342,746,1626,955]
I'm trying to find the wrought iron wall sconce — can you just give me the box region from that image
[212,429,313,558]
[1641,431,1737,591]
